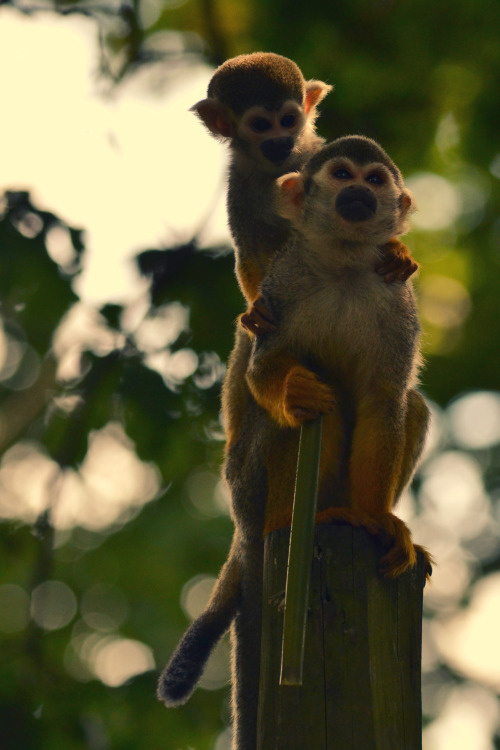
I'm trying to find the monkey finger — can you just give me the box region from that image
[398,259,419,282]
[240,300,276,336]
[378,259,418,284]
[239,311,260,335]
[286,390,336,421]
[288,406,324,424]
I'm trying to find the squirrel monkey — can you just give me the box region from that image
[245,135,432,577]
[159,54,333,748]
[159,53,420,749]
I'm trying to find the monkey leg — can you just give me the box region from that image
[394,389,430,499]
[349,394,405,513]
[230,539,264,750]
[247,355,336,428]
[346,393,420,577]
[263,430,300,535]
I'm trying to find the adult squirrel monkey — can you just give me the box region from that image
[158,54,420,750]
[245,135,432,577]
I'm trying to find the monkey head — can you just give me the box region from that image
[191,52,332,172]
[276,135,415,246]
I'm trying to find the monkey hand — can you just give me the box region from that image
[376,238,419,283]
[283,365,336,427]
[240,296,276,336]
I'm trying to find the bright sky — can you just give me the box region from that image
[0,7,229,304]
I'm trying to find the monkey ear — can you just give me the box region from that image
[276,172,305,219]
[400,189,416,213]
[398,189,416,233]
[304,80,333,115]
[191,98,234,138]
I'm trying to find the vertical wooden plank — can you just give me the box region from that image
[396,552,425,750]
[257,530,283,749]
[257,526,425,750]
[258,528,326,749]
[278,537,326,748]
[321,525,376,748]
[281,417,323,686]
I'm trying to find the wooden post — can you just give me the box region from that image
[257,525,426,750]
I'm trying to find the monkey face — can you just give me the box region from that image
[277,148,414,247]
[316,158,400,240]
[236,102,306,170]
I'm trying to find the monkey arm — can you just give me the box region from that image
[376,238,419,283]
[235,255,269,303]
[246,346,336,428]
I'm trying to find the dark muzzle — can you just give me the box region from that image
[260,137,294,164]
[336,186,377,222]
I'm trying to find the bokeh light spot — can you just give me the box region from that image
[181,574,216,620]
[419,275,470,330]
[447,391,500,449]
[31,580,77,631]
[80,583,129,632]
[91,637,155,687]
[407,173,461,231]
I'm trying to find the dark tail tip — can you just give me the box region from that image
[157,612,231,707]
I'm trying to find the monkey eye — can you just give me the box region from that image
[366,172,385,185]
[280,113,296,128]
[332,167,352,180]
[250,117,272,133]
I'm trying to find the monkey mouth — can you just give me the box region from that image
[260,137,294,164]
[336,187,377,223]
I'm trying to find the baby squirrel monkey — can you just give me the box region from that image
[159,54,337,748]
[244,135,431,577]
[159,53,420,750]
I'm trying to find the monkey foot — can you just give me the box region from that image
[315,508,430,580]
[284,365,336,426]
[240,296,276,336]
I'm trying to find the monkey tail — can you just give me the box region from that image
[157,605,235,706]
[157,546,241,707]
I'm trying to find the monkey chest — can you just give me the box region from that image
[287,280,415,378]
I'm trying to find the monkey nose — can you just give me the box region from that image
[336,186,377,222]
[260,137,294,164]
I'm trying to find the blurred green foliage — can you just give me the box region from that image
[1,1,500,749]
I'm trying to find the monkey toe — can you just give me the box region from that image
[378,545,417,579]
[414,544,434,582]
